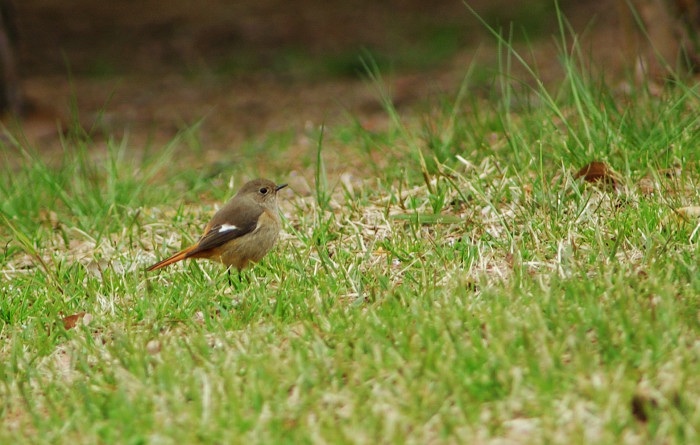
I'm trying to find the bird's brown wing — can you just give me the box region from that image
[185,201,262,257]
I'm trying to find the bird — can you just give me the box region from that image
[147,178,286,279]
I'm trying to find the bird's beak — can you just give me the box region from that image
[275,183,288,192]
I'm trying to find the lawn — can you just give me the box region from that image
[2,28,700,444]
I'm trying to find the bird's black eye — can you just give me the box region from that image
[259,187,269,194]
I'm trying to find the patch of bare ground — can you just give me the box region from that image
[5,0,640,169]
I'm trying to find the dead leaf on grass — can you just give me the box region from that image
[61,312,92,330]
[574,161,618,186]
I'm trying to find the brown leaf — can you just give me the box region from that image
[61,312,87,330]
[574,161,618,186]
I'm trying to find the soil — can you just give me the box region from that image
[6,0,623,165]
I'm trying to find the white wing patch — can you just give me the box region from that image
[218,224,238,233]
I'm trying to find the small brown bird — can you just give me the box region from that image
[147,178,287,275]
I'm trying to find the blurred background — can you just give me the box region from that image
[1,0,698,152]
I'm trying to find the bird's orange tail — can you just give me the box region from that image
[147,245,197,271]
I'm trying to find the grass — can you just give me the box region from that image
[2,21,700,445]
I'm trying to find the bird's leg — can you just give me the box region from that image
[226,268,243,287]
